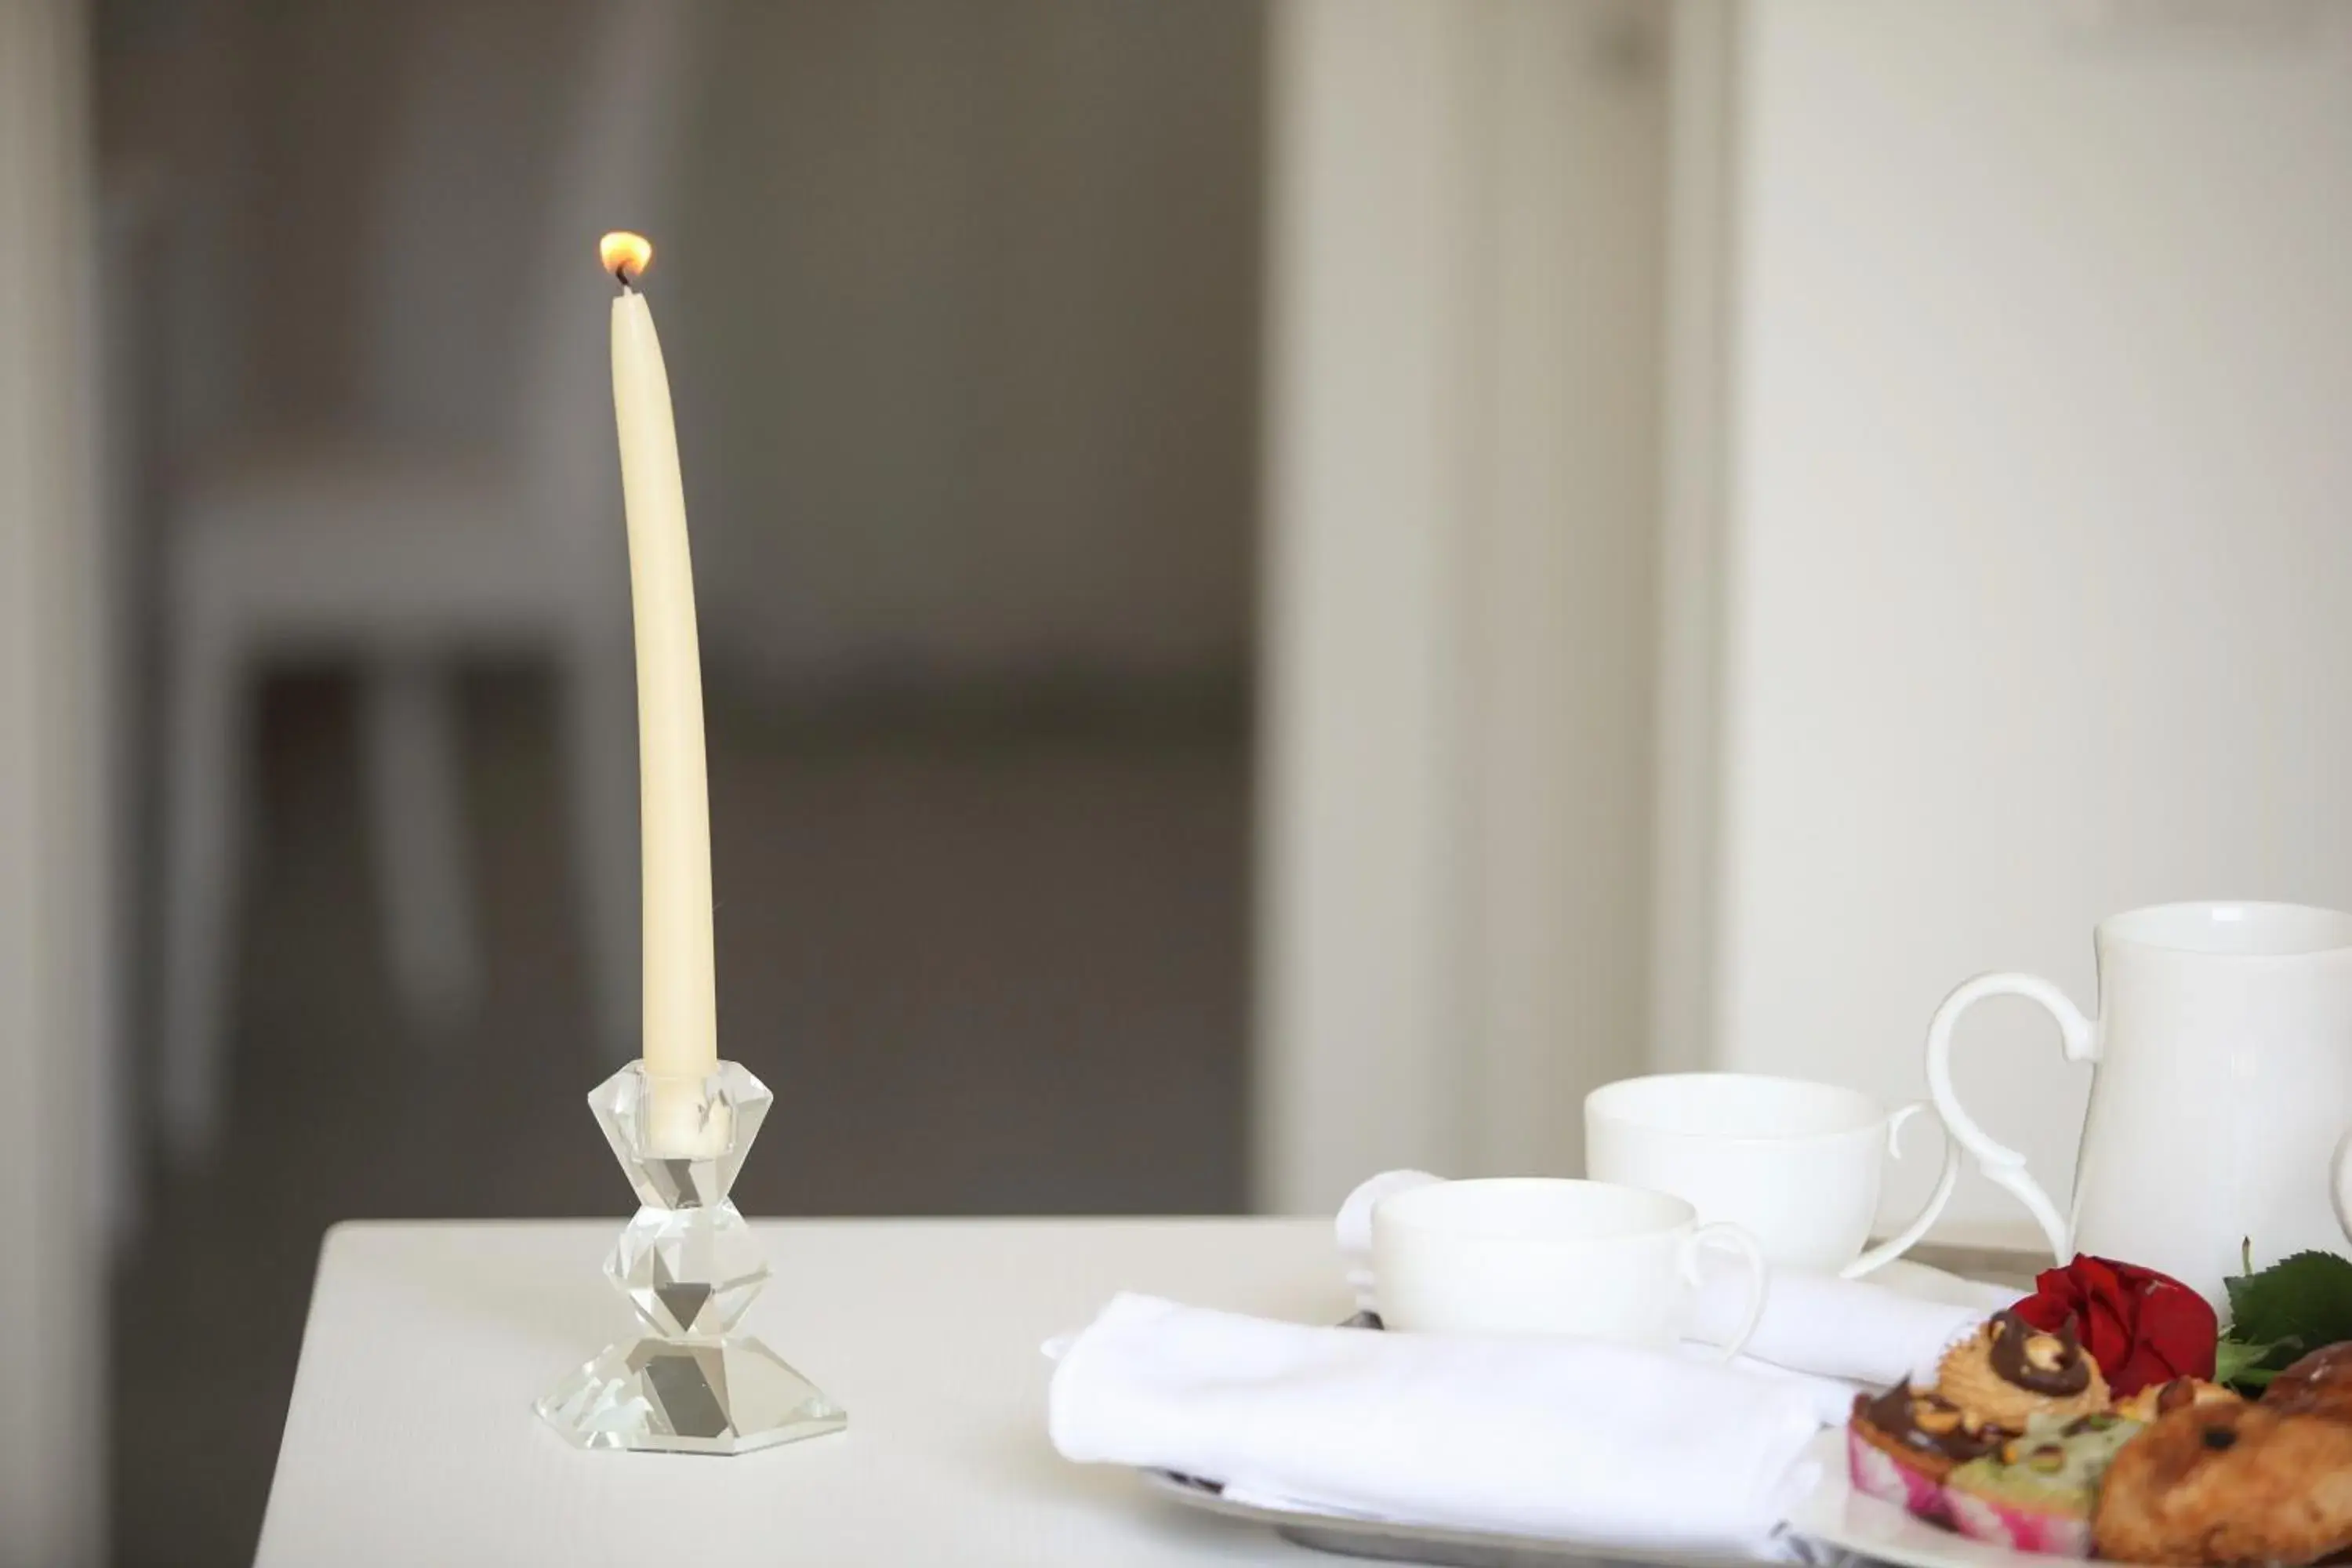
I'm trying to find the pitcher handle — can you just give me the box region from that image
[1842,1102,1962,1279]
[2332,1128,2352,1247]
[1924,972,2098,1264]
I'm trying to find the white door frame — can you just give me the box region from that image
[0,0,108,1559]
[1254,0,1713,1211]
[1647,0,1737,1079]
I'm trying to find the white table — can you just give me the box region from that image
[257,1218,1349,1566]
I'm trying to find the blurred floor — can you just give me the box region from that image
[110,667,1247,1567]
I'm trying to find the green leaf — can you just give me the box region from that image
[2214,1334,2292,1392]
[2223,1250,2352,1352]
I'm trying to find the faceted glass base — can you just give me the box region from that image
[536,1334,846,1455]
[538,1062,846,1455]
[608,1201,769,1337]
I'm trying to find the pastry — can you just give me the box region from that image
[2265,1343,2352,1423]
[2118,1376,2243,1424]
[1847,1382,2009,1523]
[1944,1410,2142,1558]
[1937,1310,2111,1430]
[2093,1400,2352,1566]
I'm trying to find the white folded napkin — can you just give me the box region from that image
[1691,1254,2005,1389]
[1049,1293,1826,1554]
[1338,1171,2005,1390]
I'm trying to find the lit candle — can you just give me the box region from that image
[599,231,720,1153]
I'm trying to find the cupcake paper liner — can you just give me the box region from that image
[1945,1487,2094,1559]
[1846,1426,1951,1526]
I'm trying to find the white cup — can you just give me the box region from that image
[1584,1073,1960,1278]
[1370,1178,1767,1359]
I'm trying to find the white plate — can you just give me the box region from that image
[1784,1427,2132,1568]
[1137,1468,1802,1568]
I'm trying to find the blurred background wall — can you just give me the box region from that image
[1257,0,1667,1208]
[1696,0,2352,1240]
[116,0,1260,682]
[83,2,1261,1563]
[687,2,1258,681]
[5,2,2352,1564]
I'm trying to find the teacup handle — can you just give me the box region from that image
[1842,1101,1962,1279]
[1925,971,2100,1263]
[1680,1221,1766,1363]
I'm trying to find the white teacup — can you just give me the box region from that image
[1370,1178,1766,1359]
[1584,1073,1960,1278]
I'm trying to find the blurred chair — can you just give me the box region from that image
[158,0,693,1158]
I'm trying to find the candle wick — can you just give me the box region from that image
[614,265,635,295]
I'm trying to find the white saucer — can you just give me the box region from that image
[1865,1257,2024,1310]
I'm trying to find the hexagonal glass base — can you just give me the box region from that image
[536,1334,846,1455]
[536,1062,846,1455]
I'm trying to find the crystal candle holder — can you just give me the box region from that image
[535,1061,845,1454]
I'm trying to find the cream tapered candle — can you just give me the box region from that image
[600,232,720,1128]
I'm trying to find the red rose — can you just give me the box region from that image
[2011,1254,2216,1396]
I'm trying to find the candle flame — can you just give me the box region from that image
[599,230,654,283]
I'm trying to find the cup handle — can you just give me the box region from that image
[2332,1127,2352,1247]
[1925,971,2098,1264]
[1842,1101,1962,1279]
[1680,1221,1766,1363]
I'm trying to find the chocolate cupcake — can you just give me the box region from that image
[1938,1311,2111,1431]
[1849,1381,2013,1524]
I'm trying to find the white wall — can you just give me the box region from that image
[1257,0,1665,1210]
[1706,1,2352,1240]
[0,3,107,1559]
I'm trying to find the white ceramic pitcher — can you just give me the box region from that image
[1928,900,2352,1305]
